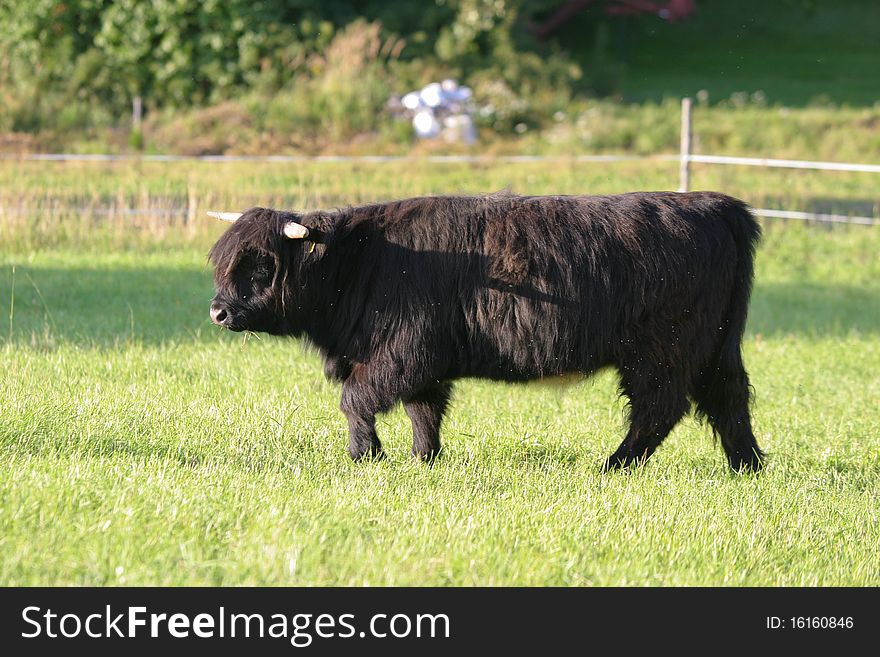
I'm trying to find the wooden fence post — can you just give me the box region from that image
[679,97,692,192]
[132,95,143,131]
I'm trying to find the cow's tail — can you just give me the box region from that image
[715,199,760,385]
[693,199,764,470]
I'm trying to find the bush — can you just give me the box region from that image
[244,20,403,146]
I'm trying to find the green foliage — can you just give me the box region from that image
[0,0,583,140]
[1,0,341,127]
[128,129,144,151]
[1,0,877,151]
[270,20,403,142]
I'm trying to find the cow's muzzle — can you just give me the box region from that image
[210,301,232,328]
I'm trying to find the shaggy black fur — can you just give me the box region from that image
[209,191,764,471]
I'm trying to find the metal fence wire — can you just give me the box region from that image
[3,100,879,226]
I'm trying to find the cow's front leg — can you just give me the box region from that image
[339,365,396,461]
[403,382,453,461]
[342,407,383,461]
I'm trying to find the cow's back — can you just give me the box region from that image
[339,192,744,382]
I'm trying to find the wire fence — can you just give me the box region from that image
[4,153,661,164]
[3,99,879,226]
[676,98,878,226]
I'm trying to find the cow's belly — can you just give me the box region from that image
[450,345,608,383]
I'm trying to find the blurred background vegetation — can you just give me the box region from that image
[0,0,878,156]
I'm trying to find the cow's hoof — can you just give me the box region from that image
[411,449,441,465]
[728,450,764,474]
[603,446,654,471]
[349,447,385,462]
[602,454,631,472]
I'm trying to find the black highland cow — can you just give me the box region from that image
[208,191,764,471]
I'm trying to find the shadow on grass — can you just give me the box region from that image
[757,197,880,220]
[2,264,219,346]
[749,282,879,336]
[1,265,877,348]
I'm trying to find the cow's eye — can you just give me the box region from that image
[234,252,274,292]
[251,268,270,285]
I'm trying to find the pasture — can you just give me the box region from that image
[1,159,878,585]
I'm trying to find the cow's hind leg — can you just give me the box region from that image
[604,369,690,471]
[403,382,453,461]
[693,359,764,473]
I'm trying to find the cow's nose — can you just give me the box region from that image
[210,302,228,325]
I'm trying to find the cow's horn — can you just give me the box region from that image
[283,222,310,239]
[208,211,243,222]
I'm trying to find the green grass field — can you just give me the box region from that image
[1,160,879,585]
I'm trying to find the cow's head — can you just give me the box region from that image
[207,207,319,334]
